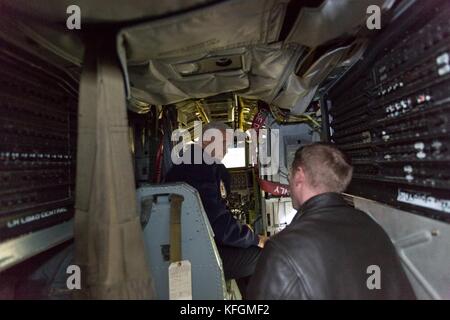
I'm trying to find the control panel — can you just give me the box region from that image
[0,40,77,240]
[228,168,256,225]
[328,1,450,222]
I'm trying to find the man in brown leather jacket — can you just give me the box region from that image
[247,143,416,299]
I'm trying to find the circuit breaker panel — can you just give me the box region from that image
[0,40,77,240]
[328,1,450,222]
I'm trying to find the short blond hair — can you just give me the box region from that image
[292,143,353,193]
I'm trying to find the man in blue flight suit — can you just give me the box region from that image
[165,122,267,294]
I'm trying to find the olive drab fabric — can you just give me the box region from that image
[74,40,154,299]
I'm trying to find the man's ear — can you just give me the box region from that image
[293,167,306,186]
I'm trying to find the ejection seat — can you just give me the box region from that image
[137,183,239,300]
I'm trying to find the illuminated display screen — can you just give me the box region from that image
[222,147,246,168]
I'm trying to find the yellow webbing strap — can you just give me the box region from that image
[169,194,184,263]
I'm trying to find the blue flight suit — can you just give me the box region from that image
[165,144,261,282]
[165,144,258,248]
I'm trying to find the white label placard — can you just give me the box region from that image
[397,189,450,213]
[169,260,192,300]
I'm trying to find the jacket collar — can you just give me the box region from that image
[293,192,349,222]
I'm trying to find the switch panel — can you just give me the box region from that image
[328,1,450,222]
[0,40,77,240]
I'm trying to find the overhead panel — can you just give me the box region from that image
[121,0,288,62]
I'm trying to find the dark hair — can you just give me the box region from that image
[291,143,353,193]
